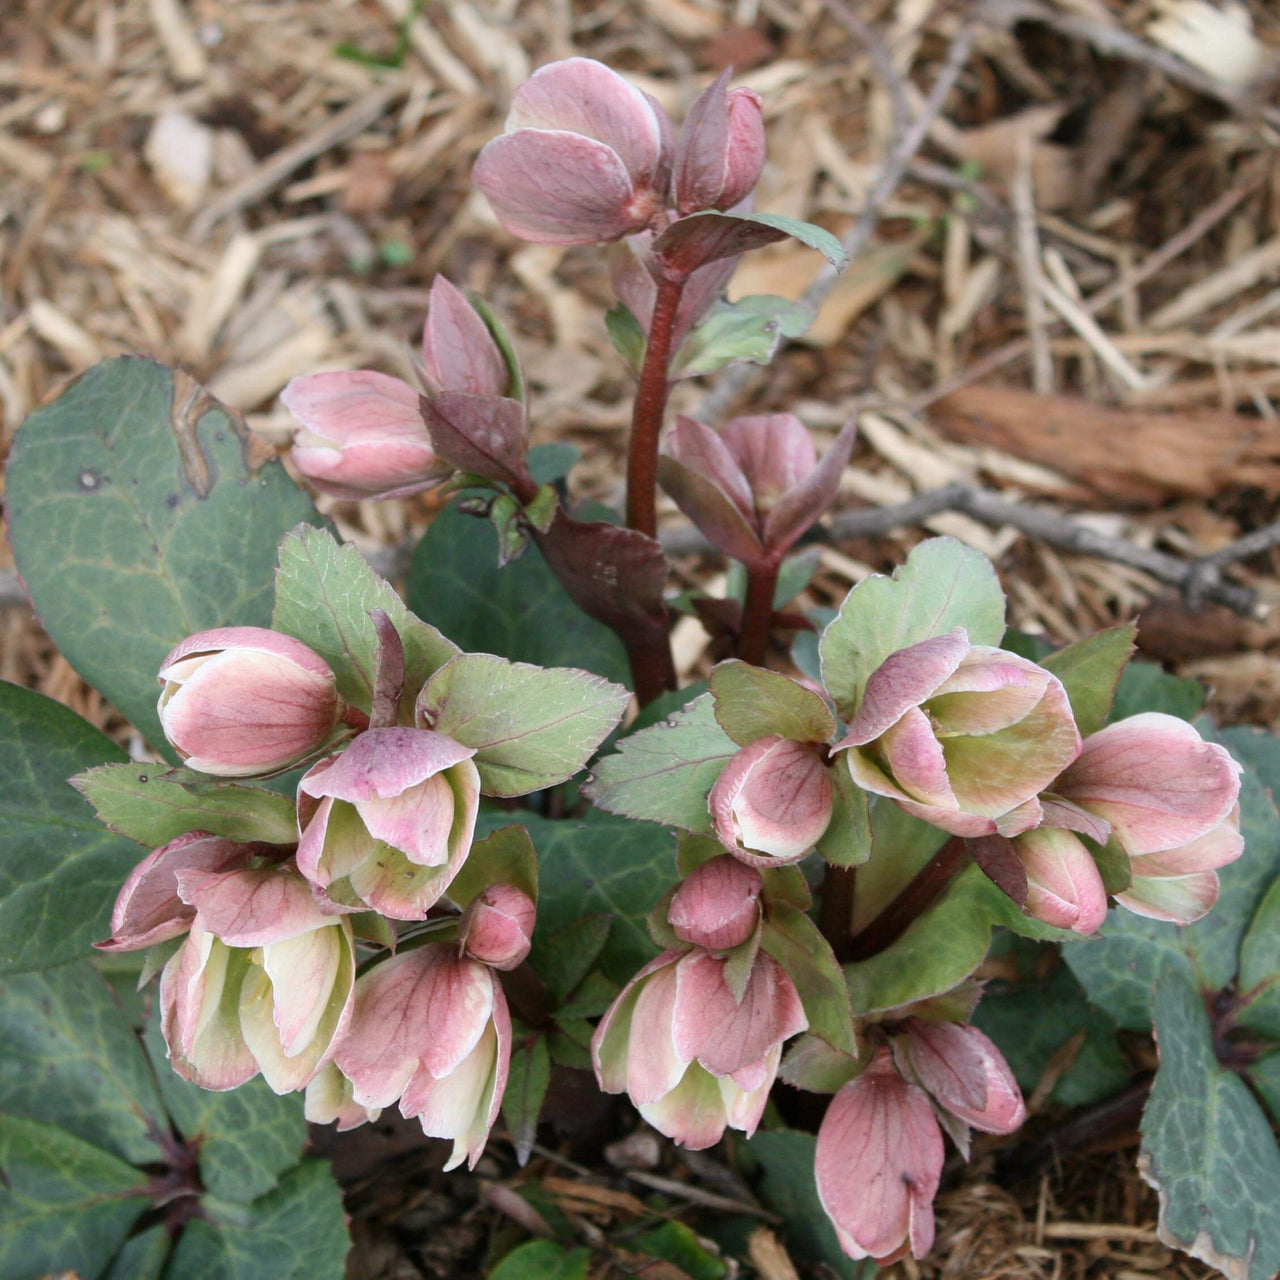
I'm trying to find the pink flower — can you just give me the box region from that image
[593,948,807,1149]
[333,946,510,1169]
[159,865,355,1093]
[709,735,834,865]
[667,856,763,950]
[473,58,672,244]
[297,728,481,921]
[998,827,1109,935]
[815,1047,945,1263]
[158,627,339,777]
[836,630,1081,838]
[658,413,856,568]
[95,832,255,952]
[1054,713,1243,924]
[305,1061,382,1132]
[420,276,508,397]
[901,1019,1026,1135]
[280,371,451,501]
[674,72,766,215]
[459,883,536,971]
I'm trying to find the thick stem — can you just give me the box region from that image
[626,275,685,538]
[818,865,857,964]
[847,838,971,962]
[736,556,780,667]
[625,632,678,707]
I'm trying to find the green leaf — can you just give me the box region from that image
[740,213,847,268]
[1109,660,1205,723]
[538,914,614,1003]
[490,493,530,567]
[143,1020,307,1203]
[605,302,647,373]
[556,969,620,1019]
[72,763,298,846]
[407,497,630,687]
[1237,873,1280,1039]
[709,660,836,746]
[817,763,873,868]
[0,682,141,974]
[584,694,737,832]
[1066,724,1280,1030]
[1222,725,1280,801]
[971,964,1130,1108]
[446,824,539,908]
[0,1115,148,1280]
[746,1130,867,1280]
[272,525,457,712]
[6,358,323,752]
[1248,1050,1280,1126]
[672,294,814,378]
[470,293,526,406]
[762,903,856,1055]
[105,1224,170,1280]
[1041,623,1136,737]
[163,1160,350,1280]
[0,963,166,1166]
[1140,968,1280,1280]
[819,536,1006,718]
[503,1033,550,1165]
[1089,833,1133,896]
[631,1221,727,1280]
[488,1240,590,1280]
[490,811,670,985]
[418,653,628,796]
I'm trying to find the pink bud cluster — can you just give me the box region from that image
[98,624,539,1168]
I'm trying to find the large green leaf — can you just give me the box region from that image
[0,1115,148,1280]
[407,501,630,686]
[0,964,166,1166]
[143,1021,307,1203]
[73,763,298,847]
[418,653,628,797]
[6,358,323,751]
[1140,969,1280,1280]
[819,537,1006,719]
[584,694,737,833]
[1065,725,1280,1030]
[0,682,141,974]
[161,1161,350,1280]
[272,525,457,711]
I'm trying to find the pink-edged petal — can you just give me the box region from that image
[290,438,447,503]
[1129,815,1243,877]
[1012,828,1108,935]
[280,370,424,445]
[1056,713,1242,856]
[879,707,956,808]
[358,772,456,866]
[710,736,833,864]
[626,961,689,1105]
[97,833,253,952]
[177,866,331,946]
[907,1021,1025,1134]
[474,130,645,245]
[840,630,970,747]
[421,276,507,397]
[928,648,1050,736]
[761,420,857,555]
[995,796,1043,838]
[638,1063,731,1150]
[721,413,817,504]
[506,57,664,187]
[672,951,807,1078]
[666,414,754,513]
[1116,871,1222,925]
[299,728,475,804]
[815,1050,944,1263]
[591,951,682,1093]
[719,1043,780,1138]
[942,674,1081,818]
[667,856,763,951]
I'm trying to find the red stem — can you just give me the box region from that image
[625,276,685,538]
[736,556,780,667]
[818,865,857,964]
[625,633,678,707]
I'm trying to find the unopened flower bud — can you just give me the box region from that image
[667,856,762,950]
[674,73,766,215]
[158,627,339,777]
[459,883,535,970]
[902,1019,1026,1134]
[420,276,508,397]
[710,735,833,865]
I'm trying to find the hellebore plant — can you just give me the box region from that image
[8,53,1265,1280]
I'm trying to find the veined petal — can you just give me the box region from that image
[1013,828,1108,935]
[299,728,476,805]
[928,647,1049,736]
[177,866,331,947]
[721,414,817,505]
[591,951,681,1093]
[627,961,688,1105]
[879,707,955,809]
[421,276,507,397]
[280,371,425,444]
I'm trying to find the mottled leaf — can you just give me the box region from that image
[105,1225,170,1280]
[73,763,298,847]
[819,537,1006,718]
[584,694,736,832]
[1041,623,1136,738]
[6,358,323,751]
[1140,969,1280,1280]
[0,682,140,974]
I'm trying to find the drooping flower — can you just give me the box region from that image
[296,728,481,920]
[657,413,856,568]
[835,629,1081,838]
[158,627,339,777]
[473,58,672,244]
[333,945,510,1169]
[593,947,807,1148]
[159,865,355,1093]
[815,1047,945,1263]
